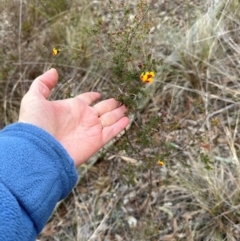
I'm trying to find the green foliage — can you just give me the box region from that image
[199,153,213,170]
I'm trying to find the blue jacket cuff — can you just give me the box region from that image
[0,122,78,232]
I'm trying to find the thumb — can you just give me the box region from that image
[29,68,58,99]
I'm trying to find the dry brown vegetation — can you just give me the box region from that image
[1,0,240,240]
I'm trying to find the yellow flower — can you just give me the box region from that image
[140,71,155,83]
[157,160,164,166]
[210,117,219,127]
[52,47,59,56]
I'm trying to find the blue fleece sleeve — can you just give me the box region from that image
[0,123,78,241]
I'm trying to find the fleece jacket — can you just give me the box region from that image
[0,123,78,240]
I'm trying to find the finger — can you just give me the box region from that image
[99,105,127,127]
[92,98,120,116]
[102,116,129,144]
[29,68,58,98]
[75,92,101,105]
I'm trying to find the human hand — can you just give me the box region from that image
[19,68,129,167]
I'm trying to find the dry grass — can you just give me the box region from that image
[1,0,240,240]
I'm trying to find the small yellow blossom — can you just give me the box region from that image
[157,160,164,166]
[210,117,219,127]
[52,47,59,56]
[140,71,155,83]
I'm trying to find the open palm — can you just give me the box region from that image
[19,69,129,166]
